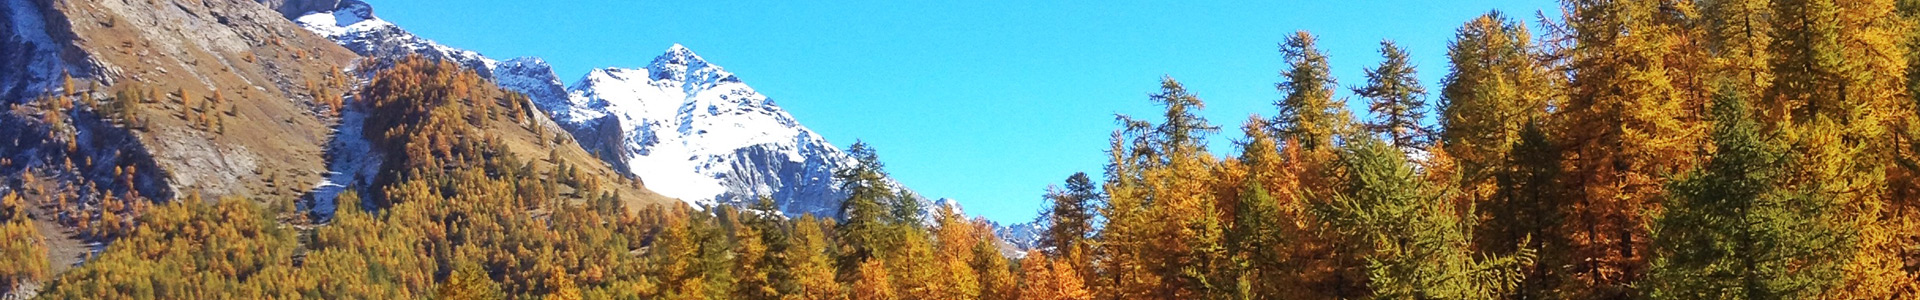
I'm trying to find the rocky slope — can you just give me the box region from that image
[283,0,944,220]
[4,0,356,201]
[559,45,884,218]
[2,0,360,287]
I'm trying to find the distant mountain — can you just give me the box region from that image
[282,0,946,222]
[559,45,905,218]
[995,220,1045,252]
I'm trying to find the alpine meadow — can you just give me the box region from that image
[4,0,1920,299]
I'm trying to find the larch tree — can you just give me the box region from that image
[1216,118,1319,300]
[1556,0,1706,297]
[1092,77,1226,299]
[1768,0,1918,296]
[1484,122,1568,300]
[1894,0,1920,290]
[0,192,48,294]
[733,199,781,300]
[851,259,896,300]
[1018,251,1095,300]
[786,215,844,300]
[1040,172,1098,278]
[1355,40,1432,150]
[975,231,1019,300]
[932,207,983,300]
[1437,11,1553,198]
[1705,0,1775,97]
[1275,31,1353,152]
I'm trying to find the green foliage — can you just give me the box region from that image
[1645,88,1851,299]
[1317,137,1532,300]
[1354,40,1431,150]
[1275,31,1352,151]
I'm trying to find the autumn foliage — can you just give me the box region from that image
[12,0,1920,299]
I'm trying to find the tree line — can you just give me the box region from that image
[4,0,1920,299]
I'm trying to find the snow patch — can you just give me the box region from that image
[5,0,68,99]
[308,108,380,220]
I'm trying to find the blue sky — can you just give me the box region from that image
[365,0,1561,224]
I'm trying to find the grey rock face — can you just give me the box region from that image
[283,0,974,234]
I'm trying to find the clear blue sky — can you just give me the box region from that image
[364,0,1561,224]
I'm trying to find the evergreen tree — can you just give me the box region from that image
[1040,172,1098,272]
[1275,31,1352,151]
[1483,122,1568,300]
[1645,85,1850,300]
[1354,40,1431,150]
[1317,137,1532,300]
[837,141,897,279]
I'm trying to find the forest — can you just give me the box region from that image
[3,0,1920,299]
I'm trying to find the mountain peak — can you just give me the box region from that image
[643,44,738,86]
[650,43,708,69]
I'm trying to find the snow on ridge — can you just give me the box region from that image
[4,0,70,100]
[563,45,828,207]
[284,2,951,223]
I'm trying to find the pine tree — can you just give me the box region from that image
[1483,122,1568,300]
[1275,31,1352,151]
[1645,85,1850,300]
[1354,40,1431,150]
[1040,172,1097,273]
[836,141,898,280]
[1317,137,1532,300]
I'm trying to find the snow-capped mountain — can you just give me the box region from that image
[995,221,1045,251]
[289,0,569,107]
[283,0,934,220]
[559,45,898,217]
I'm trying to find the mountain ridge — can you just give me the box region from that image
[281,0,957,219]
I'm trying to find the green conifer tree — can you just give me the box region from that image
[1354,40,1431,150]
[1645,85,1850,300]
[1275,31,1352,151]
